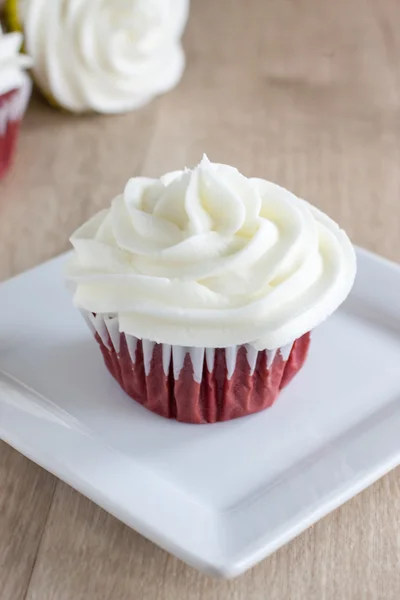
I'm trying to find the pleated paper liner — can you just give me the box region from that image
[0,75,31,179]
[81,310,311,424]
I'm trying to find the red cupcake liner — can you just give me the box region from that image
[82,312,310,424]
[0,77,31,180]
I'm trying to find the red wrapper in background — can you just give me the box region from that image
[82,311,311,424]
[0,77,31,180]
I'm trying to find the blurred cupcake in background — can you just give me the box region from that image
[6,0,189,114]
[0,23,31,179]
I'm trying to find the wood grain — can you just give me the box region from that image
[0,443,55,600]
[1,0,400,598]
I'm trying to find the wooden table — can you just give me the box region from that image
[1,1,400,598]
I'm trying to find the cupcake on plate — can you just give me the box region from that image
[6,0,189,114]
[0,24,31,179]
[66,156,356,424]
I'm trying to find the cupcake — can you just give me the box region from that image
[0,24,31,179]
[66,156,357,424]
[6,0,189,114]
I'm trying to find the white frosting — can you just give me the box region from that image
[0,26,32,95]
[67,156,357,350]
[19,0,189,113]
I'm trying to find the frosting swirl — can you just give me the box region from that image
[0,25,32,95]
[19,0,189,113]
[67,156,357,349]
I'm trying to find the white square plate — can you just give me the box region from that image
[0,249,400,578]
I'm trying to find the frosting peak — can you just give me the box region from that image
[67,158,357,349]
[0,26,32,96]
[19,0,189,113]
